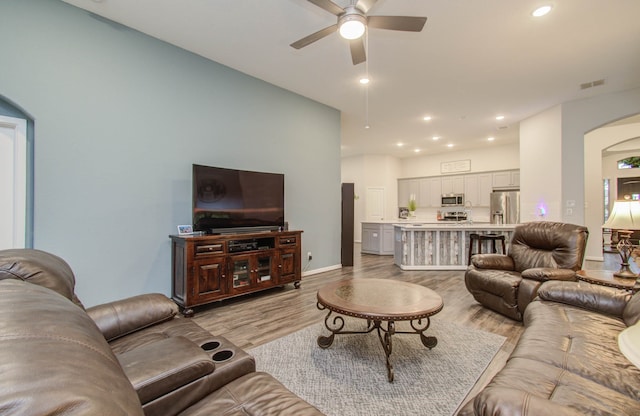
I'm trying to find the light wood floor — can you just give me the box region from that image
[192,245,622,412]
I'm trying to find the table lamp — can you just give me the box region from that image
[602,199,640,279]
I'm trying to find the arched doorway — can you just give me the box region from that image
[0,96,34,248]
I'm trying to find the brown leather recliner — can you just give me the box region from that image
[465,221,589,321]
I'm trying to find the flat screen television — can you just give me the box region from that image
[192,164,285,234]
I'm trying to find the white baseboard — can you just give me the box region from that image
[303,264,342,277]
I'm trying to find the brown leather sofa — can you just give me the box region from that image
[458,280,640,415]
[465,221,589,320]
[0,249,324,416]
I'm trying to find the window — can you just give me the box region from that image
[618,157,640,169]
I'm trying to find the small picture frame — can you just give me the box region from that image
[399,207,409,219]
[177,224,194,235]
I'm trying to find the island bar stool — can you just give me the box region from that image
[467,233,506,265]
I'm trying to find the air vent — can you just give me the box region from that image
[580,79,605,90]
[496,125,509,130]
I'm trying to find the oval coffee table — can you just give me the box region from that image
[316,278,444,382]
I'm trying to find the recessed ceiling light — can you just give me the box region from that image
[359,77,370,85]
[447,143,454,148]
[532,5,552,17]
[423,116,432,121]
[414,149,421,153]
[397,142,404,147]
[487,137,495,141]
[432,136,440,141]
[495,115,505,121]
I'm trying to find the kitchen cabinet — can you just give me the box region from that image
[398,179,420,207]
[492,170,520,189]
[464,173,492,207]
[361,223,395,255]
[441,175,464,194]
[418,177,442,207]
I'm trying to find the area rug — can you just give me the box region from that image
[249,319,505,416]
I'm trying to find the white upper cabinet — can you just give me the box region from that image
[464,174,492,207]
[398,179,420,207]
[398,170,518,209]
[492,170,520,189]
[418,177,442,207]
[441,175,464,194]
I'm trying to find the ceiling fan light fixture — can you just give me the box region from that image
[339,14,366,40]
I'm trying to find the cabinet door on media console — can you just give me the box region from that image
[192,257,228,303]
[278,247,299,284]
[229,251,278,295]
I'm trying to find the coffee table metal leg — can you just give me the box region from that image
[409,317,438,349]
[375,320,395,382]
[316,303,376,348]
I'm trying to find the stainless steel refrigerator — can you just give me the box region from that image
[490,191,520,224]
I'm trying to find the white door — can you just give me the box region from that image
[0,115,27,249]
[366,187,384,220]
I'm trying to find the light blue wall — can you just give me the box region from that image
[0,0,342,306]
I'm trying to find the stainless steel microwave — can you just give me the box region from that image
[441,193,464,207]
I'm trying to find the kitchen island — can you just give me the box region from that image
[394,222,516,270]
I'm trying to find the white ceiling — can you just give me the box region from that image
[62,0,640,158]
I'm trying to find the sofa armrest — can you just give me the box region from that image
[536,280,631,318]
[471,254,515,271]
[87,293,178,342]
[469,386,583,416]
[521,267,577,282]
[117,336,214,405]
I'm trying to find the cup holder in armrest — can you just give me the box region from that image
[201,341,221,351]
[211,349,234,362]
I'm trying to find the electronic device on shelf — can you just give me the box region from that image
[192,164,285,235]
[228,237,275,253]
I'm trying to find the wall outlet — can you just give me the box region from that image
[307,251,312,261]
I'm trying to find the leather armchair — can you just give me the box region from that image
[465,221,589,320]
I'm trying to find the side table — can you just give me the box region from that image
[576,269,640,293]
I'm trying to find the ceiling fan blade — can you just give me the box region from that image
[356,0,379,14]
[367,16,427,32]
[349,38,366,65]
[307,0,344,16]
[290,24,338,49]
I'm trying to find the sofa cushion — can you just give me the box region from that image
[537,280,631,318]
[177,372,324,416]
[474,357,640,416]
[519,300,639,399]
[0,279,143,415]
[521,267,577,282]
[87,293,179,342]
[117,336,215,405]
[0,248,84,308]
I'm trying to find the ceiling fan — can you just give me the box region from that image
[290,0,427,65]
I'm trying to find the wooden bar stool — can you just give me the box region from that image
[468,233,506,265]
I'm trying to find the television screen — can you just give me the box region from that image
[192,164,284,233]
